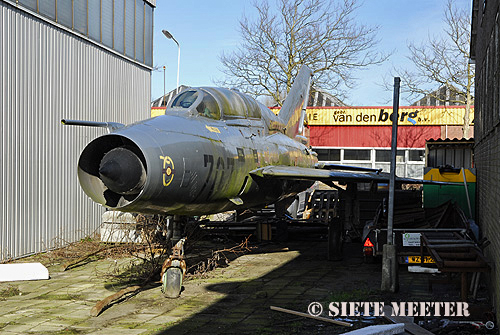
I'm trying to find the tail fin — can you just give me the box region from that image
[278,65,313,139]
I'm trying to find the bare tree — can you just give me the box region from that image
[218,0,387,105]
[391,0,474,138]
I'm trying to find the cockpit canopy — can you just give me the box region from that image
[171,89,221,119]
[169,87,262,120]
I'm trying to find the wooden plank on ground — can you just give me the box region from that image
[270,306,353,327]
[383,306,434,335]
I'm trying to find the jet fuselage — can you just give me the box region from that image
[77,87,317,215]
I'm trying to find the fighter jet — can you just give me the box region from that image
[63,65,451,297]
[63,66,443,218]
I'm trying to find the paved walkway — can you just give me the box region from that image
[0,241,463,335]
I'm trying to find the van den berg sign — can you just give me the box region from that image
[305,106,474,126]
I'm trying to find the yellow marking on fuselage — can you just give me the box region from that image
[206,125,221,133]
[160,155,175,186]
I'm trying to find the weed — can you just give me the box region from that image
[41,328,83,335]
[79,236,94,243]
[98,215,171,286]
[37,293,82,301]
[0,285,20,299]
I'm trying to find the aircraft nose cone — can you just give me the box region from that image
[99,147,146,195]
[99,160,120,181]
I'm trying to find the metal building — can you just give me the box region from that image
[0,0,155,261]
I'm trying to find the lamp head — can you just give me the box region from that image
[162,30,173,39]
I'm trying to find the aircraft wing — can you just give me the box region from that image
[249,165,454,185]
[315,162,382,173]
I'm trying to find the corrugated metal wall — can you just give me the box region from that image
[0,2,151,260]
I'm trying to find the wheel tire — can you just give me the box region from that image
[162,267,183,298]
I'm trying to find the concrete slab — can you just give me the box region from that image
[147,315,181,325]
[28,322,70,332]
[113,313,158,324]
[1,323,36,333]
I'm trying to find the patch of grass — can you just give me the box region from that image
[141,322,179,335]
[37,293,81,300]
[34,328,83,335]
[122,323,141,329]
[79,236,94,243]
[0,285,20,299]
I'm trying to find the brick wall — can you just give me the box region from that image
[472,0,500,322]
[475,131,500,319]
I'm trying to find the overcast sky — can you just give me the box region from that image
[151,0,472,106]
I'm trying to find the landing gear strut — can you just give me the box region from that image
[160,238,187,298]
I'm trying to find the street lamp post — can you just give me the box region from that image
[163,65,166,106]
[162,29,180,94]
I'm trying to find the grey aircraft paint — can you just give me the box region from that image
[70,66,316,215]
[64,65,451,216]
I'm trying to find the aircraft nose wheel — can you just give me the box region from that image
[162,266,183,298]
[160,238,187,299]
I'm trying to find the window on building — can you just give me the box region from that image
[408,150,425,162]
[19,0,37,12]
[315,149,329,161]
[124,0,135,58]
[73,0,87,35]
[101,1,113,48]
[144,4,153,66]
[330,149,341,161]
[57,0,72,28]
[114,0,125,52]
[315,148,341,161]
[39,0,56,20]
[88,0,101,42]
[344,149,370,161]
[375,149,405,162]
[14,0,153,67]
[135,0,144,62]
